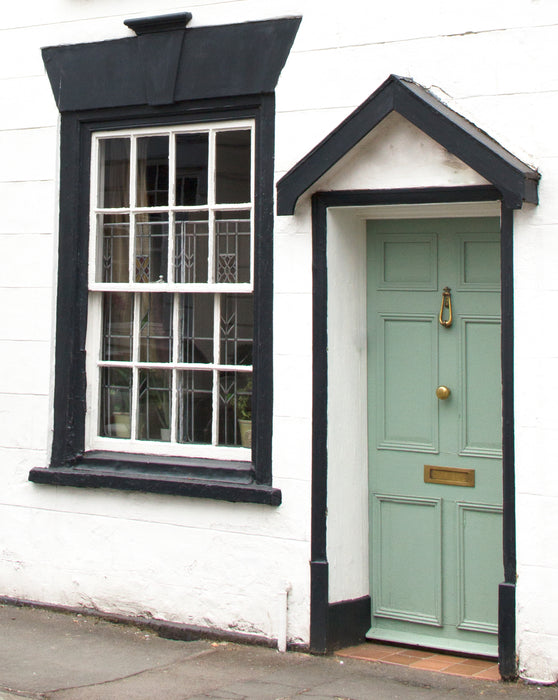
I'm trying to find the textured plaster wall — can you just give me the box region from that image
[1,0,558,677]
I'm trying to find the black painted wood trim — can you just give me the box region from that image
[327,596,371,651]
[29,466,281,506]
[309,193,329,653]
[499,203,517,679]
[43,95,277,499]
[42,17,301,113]
[309,186,513,664]
[498,583,517,680]
[501,204,516,584]
[123,12,192,35]
[252,95,276,484]
[310,560,329,653]
[276,74,539,215]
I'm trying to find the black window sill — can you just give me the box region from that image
[29,451,281,506]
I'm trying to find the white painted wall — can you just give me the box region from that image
[1,0,558,679]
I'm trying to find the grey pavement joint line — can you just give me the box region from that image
[38,648,217,697]
[0,689,44,700]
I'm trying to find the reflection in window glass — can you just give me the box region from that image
[137,136,169,207]
[219,372,252,447]
[100,214,129,283]
[99,367,132,438]
[174,211,209,283]
[178,371,213,444]
[215,130,251,204]
[220,294,253,366]
[215,210,250,283]
[176,133,208,206]
[102,292,133,362]
[99,138,130,209]
[179,294,214,364]
[135,214,168,282]
[138,369,171,441]
[140,293,173,363]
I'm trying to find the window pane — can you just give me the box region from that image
[219,372,252,447]
[137,136,169,207]
[140,293,173,363]
[215,130,251,204]
[174,211,209,283]
[99,213,129,283]
[102,292,133,361]
[138,369,171,441]
[99,138,130,208]
[135,214,169,282]
[177,370,213,444]
[215,210,250,283]
[179,294,214,364]
[175,133,208,206]
[220,294,253,366]
[99,367,132,438]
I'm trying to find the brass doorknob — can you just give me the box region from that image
[436,385,451,400]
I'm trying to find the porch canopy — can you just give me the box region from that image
[276,75,539,213]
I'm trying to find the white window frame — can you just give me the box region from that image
[85,119,255,461]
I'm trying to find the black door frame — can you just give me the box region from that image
[309,185,516,679]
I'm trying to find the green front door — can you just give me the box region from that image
[366,217,503,656]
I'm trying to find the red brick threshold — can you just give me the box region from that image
[336,642,500,681]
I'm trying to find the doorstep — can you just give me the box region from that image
[335,642,500,681]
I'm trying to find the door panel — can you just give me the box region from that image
[457,503,502,633]
[460,318,502,457]
[367,217,503,656]
[377,234,438,290]
[379,315,437,451]
[373,494,442,626]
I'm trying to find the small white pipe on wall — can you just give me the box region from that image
[277,583,292,652]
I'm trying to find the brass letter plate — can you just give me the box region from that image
[424,465,475,487]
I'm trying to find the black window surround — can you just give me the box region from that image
[29,13,301,505]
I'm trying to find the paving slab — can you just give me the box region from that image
[0,604,209,695]
[1,603,557,699]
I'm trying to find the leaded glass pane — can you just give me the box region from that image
[99,213,129,283]
[138,369,171,441]
[215,210,250,283]
[219,371,252,447]
[137,136,169,207]
[174,212,209,283]
[102,292,133,361]
[99,138,130,208]
[179,294,214,364]
[177,371,213,444]
[215,130,251,204]
[140,293,173,363]
[176,133,208,205]
[99,367,132,438]
[135,214,169,282]
[220,294,253,365]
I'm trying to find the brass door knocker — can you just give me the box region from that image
[439,287,453,328]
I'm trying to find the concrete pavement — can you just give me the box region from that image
[0,603,556,699]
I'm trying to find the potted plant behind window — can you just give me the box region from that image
[236,377,252,448]
[111,390,131,438]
